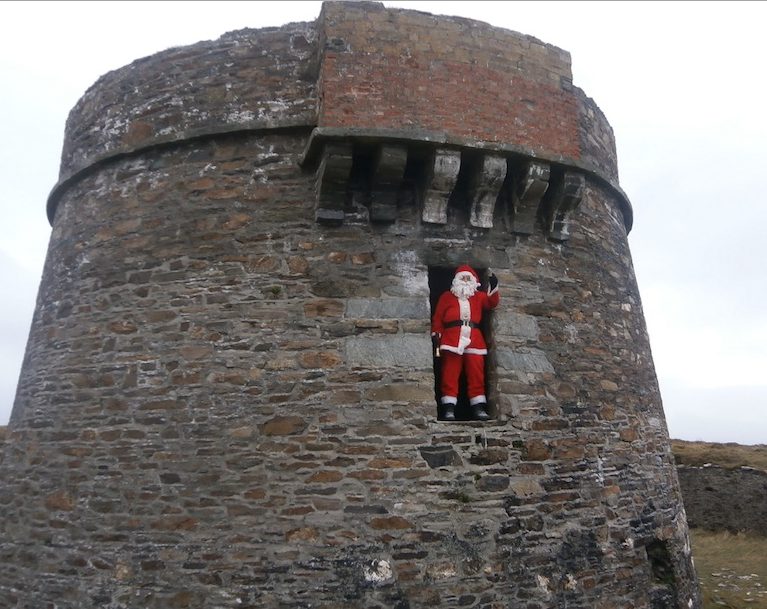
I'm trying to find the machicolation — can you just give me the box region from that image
[1,2,700,608]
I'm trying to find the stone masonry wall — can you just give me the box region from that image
[3,130,698,608]
[678,465,767,536]
[2,2,696,608]
[55,22,319,203]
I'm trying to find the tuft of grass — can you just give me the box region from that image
[690,529,767,609]
[454,491,473,504]
[671,440,767,471]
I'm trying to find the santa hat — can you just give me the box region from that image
[454,265,480,282]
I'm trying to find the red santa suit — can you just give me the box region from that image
[431,265,499,419]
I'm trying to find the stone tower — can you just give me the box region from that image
[1,3,700,608]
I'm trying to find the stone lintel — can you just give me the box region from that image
[547,171,585,241]
[511,161,550,235]
[370,145,408,223]
[316,142,353,225]
[422,149,461,225]
[470,154,507,229]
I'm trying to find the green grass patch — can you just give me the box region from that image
[690,529,767,608]
[672,440,767,471]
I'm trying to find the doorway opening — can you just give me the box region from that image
[427,266,494,421]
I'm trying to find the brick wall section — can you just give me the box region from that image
[317,2,605,170]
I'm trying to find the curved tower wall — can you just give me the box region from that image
[2,3,698,608]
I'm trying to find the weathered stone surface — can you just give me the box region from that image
[346,298,430,320]
[1,3,694,609]
[494,311,540,341]
[261,416,308,436]
[345,336,431,369]
[422,149,460,225]
[419,446,463,468]
[510,161,550,235]
[677,465,767,536]
[546,171,586,241]
[316,142,353,225]
[496,348,555,373]
[370,145,408,223]
[364,384,434,402]
[469,154,507,229]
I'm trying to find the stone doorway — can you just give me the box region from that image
[428,266,492,421]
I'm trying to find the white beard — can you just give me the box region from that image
[450,276,479,299]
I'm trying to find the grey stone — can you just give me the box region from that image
[419,446,463,468]
[493,312,539,341]
[496,348,555,373]
[346,298,430,319]
[345,335,431,369]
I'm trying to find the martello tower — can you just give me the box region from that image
[1,3,699,608]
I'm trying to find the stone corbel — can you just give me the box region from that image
[510,161,550,235]
[422,149,461,225]
[370,145,407,223]
[546,171,585,241]
[469,154,507,229]
[315,142,353,225]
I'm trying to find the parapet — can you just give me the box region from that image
[48,1,630,231]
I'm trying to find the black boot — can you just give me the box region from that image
[442,404,456,421]
[472,402,490,421]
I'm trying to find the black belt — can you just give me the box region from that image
[445,320,480,329]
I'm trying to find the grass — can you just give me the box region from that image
[690,529,767,609]
[674,440,767,608]
[671,440,767,471]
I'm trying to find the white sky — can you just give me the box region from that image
[1,1,765,444]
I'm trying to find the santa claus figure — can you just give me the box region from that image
[431,265,500,421]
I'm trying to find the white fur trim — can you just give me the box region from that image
[455,298,472,354]
[469,395,487,405]
[441,346,488,356]
[463,348,488,355]
[457,332,471,354]
[458,298,471,320]
[441,396,458,405]
[439,345,461,355]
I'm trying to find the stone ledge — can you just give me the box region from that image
[300,126,633,232]
[46,120,314,224]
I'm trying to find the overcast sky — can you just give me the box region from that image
[1,1,765,444]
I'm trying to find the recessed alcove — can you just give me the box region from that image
[428,265,496,422]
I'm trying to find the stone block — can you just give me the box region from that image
[495,348,555,373]
[345,335,431,369]
[345,298,430,319]
[493,311,540,341]
[419,446,463,468]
